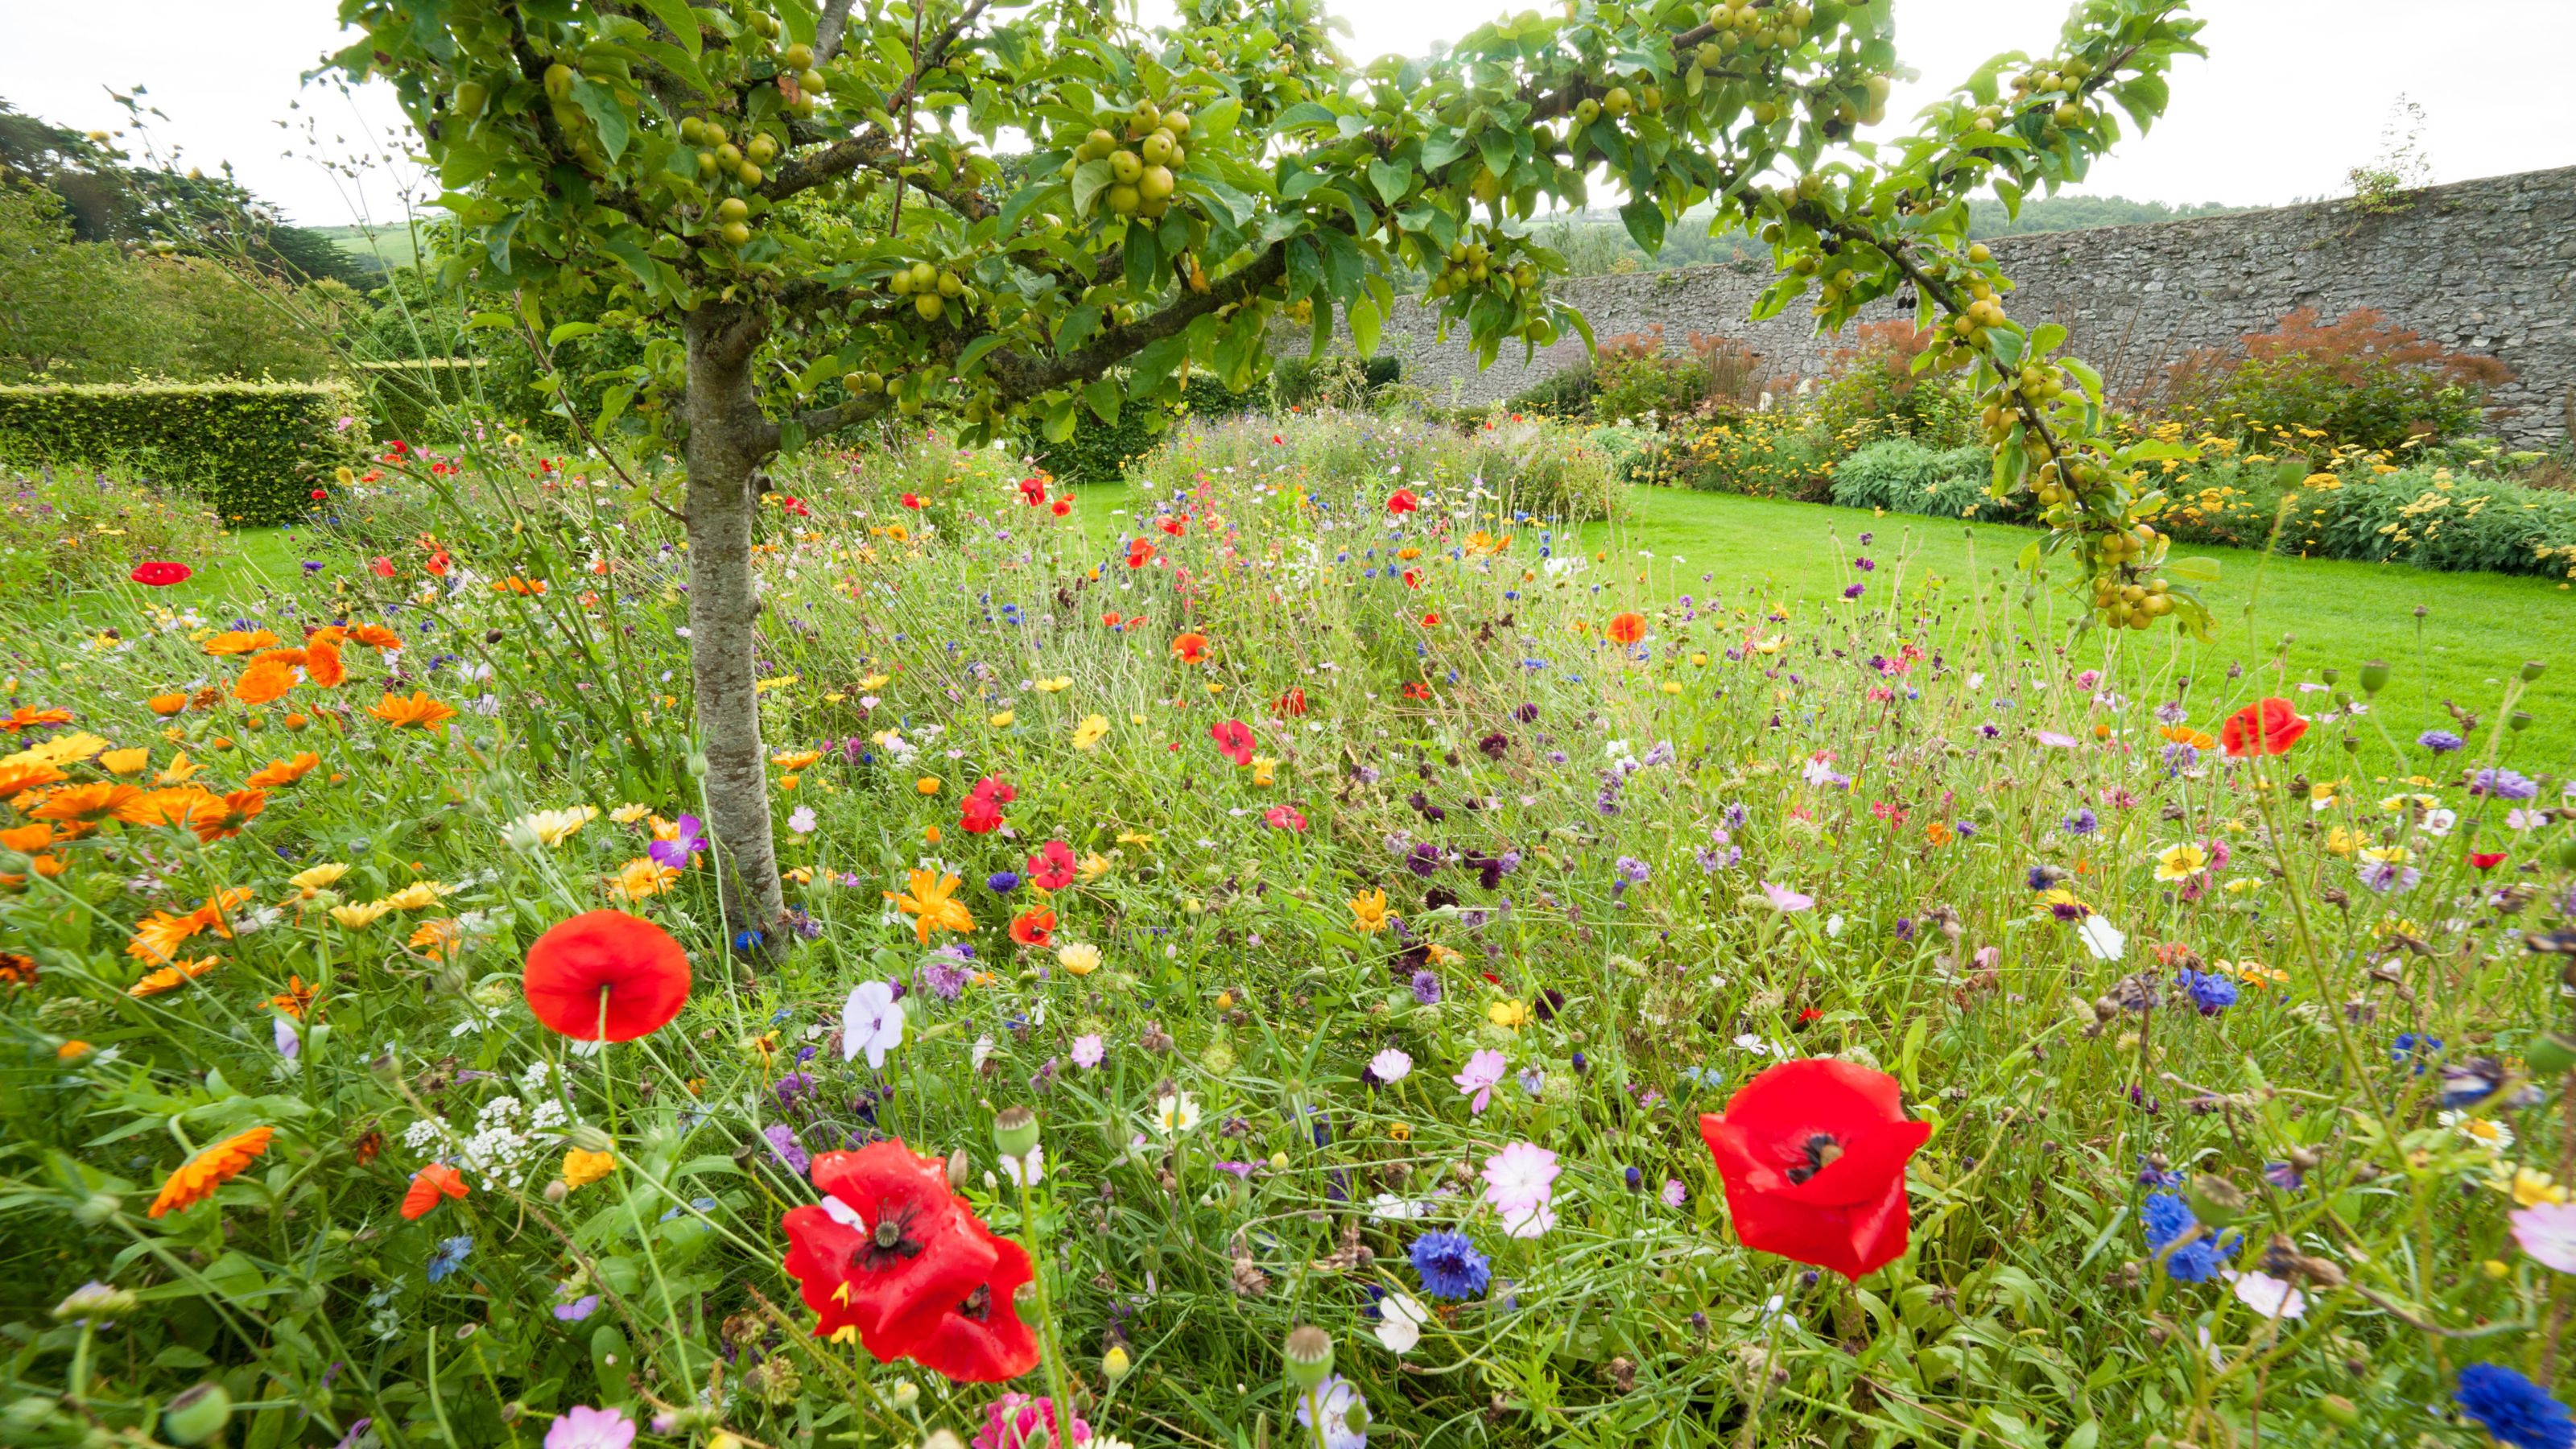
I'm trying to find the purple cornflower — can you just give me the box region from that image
[1410,970,1443,1005]
[918,945,975,1001]
[762,1123,810,1174]
[2061,807,2099,836]
[2471,768,2539,801]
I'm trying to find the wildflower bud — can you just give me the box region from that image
[918,1430,960,1449]
[2359,660,2389,695]
[54,1282,138,1320]
[1103,1344,1133,1383]
[2319,667,2339,687]
[890,1382,922,1410]
[2186,1173,2245,1228]
[1283,1325,1335,1390]
[568,1124,615,1154]
[2524,660,2547,683]
[544,1179,569,1203]
[73,1191,122,1226]
[686,752,710,777]
[2342,734,2359,753]
[993,1105,1041,1158]
[2509,710,2533,733]
[160,1382,233,1445]
[946,1149,971,1188]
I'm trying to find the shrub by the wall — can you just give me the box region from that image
[0,380,367,526]
[1828,440,2028,522]
[1674,411,1838,502]
[1026,374,1271,484]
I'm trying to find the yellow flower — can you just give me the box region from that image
[1425,943,1463,966]
[1348,889,1390,934]
[1071,714,1109,750]
[888,869,974,943]
[857,673,890,689]
[987,711,1016,728]
[2497,1165,2570,1208]
[2227,958,2288,989]
[1058,942,1102,976]
[98,747,151,776]
[609,857,679,902]
[289,862,350,892]
[2359,844,2411,866]
[155,752,204,786]
[1033,676,1072,693]
[331,900,393,930]
[1250,756,1278,788]
[1488,998,1532,1030]
[562,1148,617,1190]
[1117,830,1156,848]
[772,749,822,770]
[511,806,598,847]
[1075,852,1113,884]
[915,776,943,795]
[9,732,110,769]
[2153,844,2209,881]
[609,803,652,824]
[380,881,452,911]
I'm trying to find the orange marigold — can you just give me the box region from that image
[176,789,266,843]
[130,954,221,997]
[233,660,299,707]
[148,1125,275,1217]
[202,630,281,657]
[303,641,347,688]
[0,823,56,852]
[0,761,69,797]
[349,624,402,650]
[245,753,320,788]
[0,707,74,732]
[368,691,457,733]
[146,692,190,717]
[29,782,153,826]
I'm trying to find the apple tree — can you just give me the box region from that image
[331,0,2203,939]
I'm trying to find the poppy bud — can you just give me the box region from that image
[1283,1324,1335,1389]
[946,1148,972,1188]
[2509,710,2533,733]
[161,1382,233,1445]
[993,1105,1040,1158]
[2317,1393,2359,1426]
[686,752,709,777]
[544,1179,569,1203]
[2359,660,2389,694]
[2186,1173,2245,1228]
[569,1124,615,1154]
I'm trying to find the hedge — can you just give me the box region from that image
[1025,374,1271,484]
[1827,440,2029,523]
[355,358,489,442]
[0,380,368,526]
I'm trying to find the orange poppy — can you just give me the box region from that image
[401,1162,469,1220]
[202,630,281,657]
[148,1125,275,1217]
[245,753,320,788]
[1009,906,1057,947]
[146,693,190,717]
[0,707,73,732]
[1606,612,1647,646]
[129,955,221,997]
[29,782,154,826]
[1171,632,1209,664]
[368,691,457,733]
[233,660,299,707]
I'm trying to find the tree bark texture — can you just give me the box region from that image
[681,303,788,942]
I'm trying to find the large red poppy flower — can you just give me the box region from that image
[1209,720,1255,766]
[1026,840,1076,891]
[960,776,1016,835]
[1606,612,1647,646]
[522,910,692,1041]
[1386,489,1420,514]
[1698,1058,1931,1280]
[1275,687,1307,716]
[1009,906,1056,947]
[130,561,193,587]
[2220,697,2306,757]
[782,1144,999,1357]
[902,1213,1042,1383]
[1125,538,1157,568]
[1171,633,1209,665]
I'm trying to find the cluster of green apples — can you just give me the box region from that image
[1064,99,1195,219]
[881,259,980,322]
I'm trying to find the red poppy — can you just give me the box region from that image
[2471,851,2507,870]
[370,556,396,578]
[1009,906,1056,947]
[1155,514,1187,536]
[781,1143,1000,1359]
[1387,489,1420,514]
[1125,539,1158,569]
[960,776,1016,835]
[1606,611,1647,646]
[401,1162,469,1220]
[1263,804,1307,832]
[522,910,692,1042]
[311,487,328,500]
[1422,612,1441,627]
[1698,1058,1931,1280]
[1402,568,1421,588]
[1018,477,1046,507]
[1400,681,1433,701]
[1209,719,1256,766]
[130,561,192,587]
[1050,498,1071,518]
[1026,840,1076,891]
[780,494,812,518]
[900,1212,1042,1382]
[901,493,925,509]
[1276,687,1307,716]
[2219,697,2306,756]
[1171,633,1209,665]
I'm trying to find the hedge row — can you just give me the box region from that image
[0,380,368,526]
[1025,374,1271,484]
[355,358,489,443]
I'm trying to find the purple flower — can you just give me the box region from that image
[552,1294,601,1322]
[986,870,1021,894]
[918,945,975,1000]
[1410,969,1443,1005]
[2061,807,2099,835]
[2471,768,2539,801]
[762,1123,810,1174]
[2418,729,2465,754]
[1842,583,1864,599]
[774,1071,818,1109]
[648,814,706,869]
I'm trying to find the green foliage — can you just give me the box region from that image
[0,457,226,592]
[1671,410,1839,501]
[1828,438,2027,522]
[0,381,368,526]
[1269,354,1402,411]
[1136,409,1622,521]
[1502,360,1599,419]
[355,359,492,442]
[1025,374,1270,484]
[1801,322,1977,451]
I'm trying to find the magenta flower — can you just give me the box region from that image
[1453,1050,1507,1113]
[544,1406,634,1449]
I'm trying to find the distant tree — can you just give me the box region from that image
[0,187,167,381]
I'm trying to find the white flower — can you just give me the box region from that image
[2422,807,2458,837]
[1001,1145,1044,1187]
[1155,1092,1202,1136]
[2441,1110,2514,1152]
[840,980,905,1069]
[2512,1202,2576,1273]
[1375,1291,1430,1354]
[1368,1048,1413,1084]
[971,1033,997,1070]
[1366,1192,1434,1222]
[2076,914,2128,961]
[2226,1269,2307,1320]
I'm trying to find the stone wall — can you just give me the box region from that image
[1349,167,2576,448]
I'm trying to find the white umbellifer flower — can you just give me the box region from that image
[840,980,905,1069]
[1376,1291,1430,1354]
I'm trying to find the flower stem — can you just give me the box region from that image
[1014,1162,1080,1444]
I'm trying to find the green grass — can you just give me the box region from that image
[1577,487,2576,766]
[312,222,426,272]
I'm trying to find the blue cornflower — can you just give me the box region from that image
[426,1235,473,1283]
[1409,1228,1492,1299]
[2418,729,2465,754]
[2140,1192,2235,1282]
[2393,1032,2444,1071]
[985,870,1021,894]
[2176,968,2239,1016]
[2136,1157,2184,1189]
[2456,1363,2576,1449]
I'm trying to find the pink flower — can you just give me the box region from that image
[2513,1202,2576,1274]
[1481,1141,1560,1237]
[1452,1050,1507,1114]
[1071,1034,1104,1069]
[544,1406,635,1449]
[1263,804,1307,832]
[1368,1047,1413,1084]
[1661,1179,1687,1208]
[974,1393,1089,1449]
[1761,881,1814,913]
[2035,730,2082,749]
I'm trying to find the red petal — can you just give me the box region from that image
[902,1216,1041,1382]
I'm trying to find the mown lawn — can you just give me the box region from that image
[1581,486,2576,766]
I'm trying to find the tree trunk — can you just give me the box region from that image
[681,303,788,943]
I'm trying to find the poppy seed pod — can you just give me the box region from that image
[1284,1324,1335,1389]
[994,1106,1040,1158]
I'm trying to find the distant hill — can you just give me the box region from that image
[1544,194,2245,276]
[312,223,426,272]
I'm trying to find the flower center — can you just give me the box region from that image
[956,1283,992,1323]
[852,1200,927,1272]
[1785,1133,1843,1185]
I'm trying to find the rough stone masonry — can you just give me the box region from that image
[1348,166,2575,448]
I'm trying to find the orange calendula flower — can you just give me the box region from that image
[303,640,347,688]
[146,692,189,717]
[97,747,151,776]
[149,1125,275,1218]
[608,857,679,902]
[0,951,36,986]
[245,753,320,788]
[400,1162,469,1220]
[0,761,69,797]
[267,975,320,1020]
[202,630,281,657]
[407,917,463,959]
[171,789,268,844]
[368,691,457,733]
[0,706,74,732]
[349,624,402,650]
[886,869,975,944]
[2159,724,2219,750]
[0,823,58,852]
[130,955,221,997]
[1170,632,1210,664]
[233,660,299,707]
[30,782,154,826]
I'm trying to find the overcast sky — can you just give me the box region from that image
[2,0,2569,228]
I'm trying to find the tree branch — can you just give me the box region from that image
[988,240,1291,406]
[815,0,860,64]
[765,0,994,203]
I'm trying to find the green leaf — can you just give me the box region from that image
[1367,158,1412,207]
[1069,158,1115,218]
[632,39,712,96]
[637,0,702,54]
[1350,296,1381,358]
[956,333,1007,374]
[1418,129,1471,171]
[778,419,807,456]
[1273,101,1336,130]
[2029,322,2066,356]
[1083,376,1121,425]
[1618,198,1665,254]
[547,321,603,346]
[1194,97,1241,139]
[2166,556,2221,583]
[1055,303,1102,357]
[570,80,632,161]
[1042,397,1079,443]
